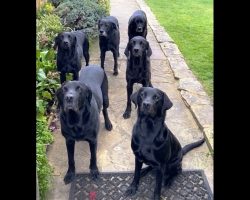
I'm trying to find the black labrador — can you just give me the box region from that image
[56,65,113,184]
[124,10,148,55]
[128,10,147,40]
[123,36,152,119]
[54,30,90,84]
[98,16,120,75]
[125,87,205,200]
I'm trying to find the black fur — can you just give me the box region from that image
[56,65,112,184]
[98,16,120,76]
[123,36,152,119]
[54,30,89,84]
[125,87,205,200]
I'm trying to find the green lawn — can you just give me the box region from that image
[145,0,213,97]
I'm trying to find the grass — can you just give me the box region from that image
[145,0,213,97]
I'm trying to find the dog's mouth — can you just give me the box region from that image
[66,109,80,125]
[136,27,143,33]
[99,31,107,37]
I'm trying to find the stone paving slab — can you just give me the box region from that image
[47,0,213,199]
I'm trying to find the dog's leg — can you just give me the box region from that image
[123,82,133,119]
[101,72,113,131]
[73,71,79,81]
[112,49,119,76]
[88,140,100,180]
[125,158,143,196]
[60,72,66,84]
[64,139,76,184]
[83,39,90,66]
[100,50,106,69]
[153,169,163,200]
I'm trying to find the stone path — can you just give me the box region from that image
[47,0,213,199]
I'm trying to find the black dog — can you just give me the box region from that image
[54,30,89,84]
[123,36,152,119]
[125,87,205,200]
[56,65,113,184]
[124,10,148,55]
[98,16,120,75]
[128,10,147,40]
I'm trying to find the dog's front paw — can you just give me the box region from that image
[124,184,137,196]
[105,120,113,131]
[123,110,131,119]
[90,167,100,180]
[113,71,118,76]
[153,193,161,200]
[64,170,75,184]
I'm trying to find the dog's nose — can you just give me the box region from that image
[100,30,104,34]
[64,41,68,45]
[143,102,151,109]
[66,95,73,102]
[138,27,142,31]
[134,48,139,52]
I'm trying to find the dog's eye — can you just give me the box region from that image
[153,95,159,101]
[133,41,136,45]
[68,35,71,38]
[140,41,143,45]
[63,87,68,92]
[76,86,80,91]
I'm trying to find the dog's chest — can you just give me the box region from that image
[132,138,159,166]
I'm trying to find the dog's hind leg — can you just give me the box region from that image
[101,72,113,131]
[83,38,90,66]
[64,139,76,184]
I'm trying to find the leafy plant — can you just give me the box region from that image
[36,117,54,200]
[37,2,55,19]
[54,0,108,39]
[37,13,64,49]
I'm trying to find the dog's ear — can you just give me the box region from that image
[98,19,101,29]
[71,34,77,49]
[111,22,118,30]
[53,34,60,50]
[161,91,173,111]
[146,40,152,57]
[79,83,92,105]
[131,88,144,109]
[124,41,131,57]
[55,84,64,108]
[86,86,92,104]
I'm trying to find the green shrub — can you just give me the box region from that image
[37,2,55,19]
[54,0,108,39]
[37,13,64,49]
[36,116,54,200]
[97,0,110,15]
[49,0,63,8]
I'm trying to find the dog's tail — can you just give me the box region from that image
[182,138,205,156]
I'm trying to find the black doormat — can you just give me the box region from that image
[69,170,213,200]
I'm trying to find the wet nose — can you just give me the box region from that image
[134,48,139,52]
[66,94,73,102]
[64,41,68,45]
[138,27,142,31]
[100,30,104,34]
[143,102,151,109]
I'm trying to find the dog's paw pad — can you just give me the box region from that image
[64,171,75,184]
[123,111,131,119]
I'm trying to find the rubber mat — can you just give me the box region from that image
[69,169,213,200]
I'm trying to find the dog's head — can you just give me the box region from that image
[56,81,92,125]
[98,18,118,38]
[53,32,77,51]
[131,87,173,118]
[132,14,146,33]
[124,36,152,57]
